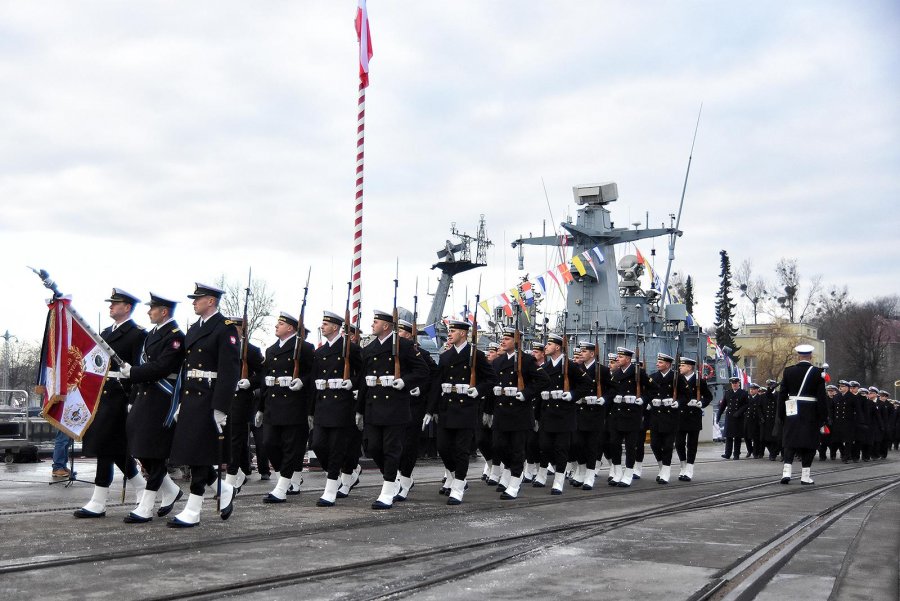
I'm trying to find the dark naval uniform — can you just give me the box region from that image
[744,390,765,458]
[539,355,591,474]
[83,318,146,487]
[310,334,362,481]
[491,349,551,482]
[719,385,749,459]
[777,358,827,474]
[229,341,264,477]
[646,367,679,471]
[674,370,712,470]
[571,357,611,485]
[851,390,874,461]
[259,334,315,480]
[170,312,241,492]
[357,334,429,484]
[827,389,856,462]
[127,320,185,487]
[760,385,782,460]
[432,341,497,482]
[604,361,651,473]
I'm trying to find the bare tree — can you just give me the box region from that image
[216,274,274,340]
[734,259,769,325]
[772,258,821,323]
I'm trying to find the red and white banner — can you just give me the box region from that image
[355,0,373,88]
[37,298,111,440]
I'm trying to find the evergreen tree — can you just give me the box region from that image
[684,275,694,315]
[714,250,740,360]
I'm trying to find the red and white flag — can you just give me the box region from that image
[36,298,112,440]
[355,0,374,87]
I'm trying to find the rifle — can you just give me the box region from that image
[470,275,481,387]
[393,259,401,380]
[696,328,702,402]
[292,267,311,380]
[515,304,525,390]
[342,276,353,381]
[594,320,602,397]
[240,268,252,380]
[672,336,681,399]
[412,277,419,342]
[635,341,642,398]
[562,311,570,393]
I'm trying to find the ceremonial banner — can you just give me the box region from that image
[36,297,112,440]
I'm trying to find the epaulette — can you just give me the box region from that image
[172,327,181,334]
[224,319,236,326]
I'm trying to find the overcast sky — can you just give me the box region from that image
[2,1,898,347]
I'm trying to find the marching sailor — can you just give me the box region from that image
[310,311,362,507]
[74,288,147,518]
[566,340,608,491]
[358,309,429,509]
[229,316,264,494]
[604,347,650,487]
[674,357,712,481]
[646,352,679,484]
[719,377,749,459]
[122,293,186,523]
[168,283,241,527]
[257,312,314,504]
[777,344,828,485]
[426,319,496,505]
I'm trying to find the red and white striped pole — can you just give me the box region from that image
[352,0,372,330]
[351,82,365,327]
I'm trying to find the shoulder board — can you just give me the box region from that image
[171,327,181,334]
[224,319,236,326]
[535,366,544,371]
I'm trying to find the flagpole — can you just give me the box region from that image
[351,81,365,329]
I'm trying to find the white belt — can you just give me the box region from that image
[186,370,218,379]
[788,395,816,402]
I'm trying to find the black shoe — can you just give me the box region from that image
[220,499,234,521]
[447,497,462,506]
[439,486,450,495]
[769,456,776,461]
[581,483,593,491]
[678,475,688,481]
[481,474,488,481]
[166,517,198,528]
[495,484,507,493]
[123,512,152,524]
[157,490,183,517]
[259,473,271,481]
[73,508,105,519]
[732,456,740,460]
[721,454,729,459]
[485,478,498,487]
[500,492,517,500]
[263,494,286,504]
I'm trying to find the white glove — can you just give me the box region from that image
[254,411,263,428]
[127,404,132,413]
[598,397,606,406]
[493,386,503,397]
[289,378,303,391]
[265,376,276,386]
[355,412,364,431]
[410,387,420,397]
[423,414,433,430]
[482,413,489,427]
[819,426,825,434]
[119,362,131,378]
[237,378,251,390]
[561,392,572,401]
[340,379,353,390]
[466,387,479,398]
[390,378,405,390]
[173,405,180,422]
[515,392,525,402]
[584,395,597,404]
[353,390,358,400]
[487,414,493,428]
[533,421,539,432]
[635,398,644,406]
[308,415,315,430]
[614,395,623,404]
[214,409,228,428]
[541,391,550,400]
[652,398,662,407]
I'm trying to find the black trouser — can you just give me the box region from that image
[251,422,270,475]
[851,440,871,461]
[399,419,422,479]
[478,423,494,462]
[830,440,849,460]
[675,430,700,464]
[635,429,648,463]
[492,429,528,477]
[573,429,603,470]
[539,430,572,472]
[94,455,138,488]
[525,429,540,466]
[783,447,815,467]
[650,430,676,466]
[228,417,252,476]
[764,440,782,460]
[610,430,641,468]
[264,423,308,479]
[746,423,763,457]
[189,465,218,496]
[342,426,363,474]
[438,426,474,480]
[724,437,743,458]
[312,425,352,480]
[138,457,168,491]
[364,423,405,481]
